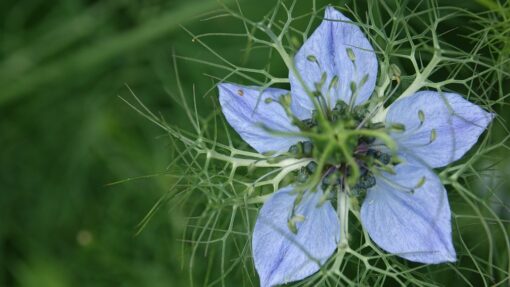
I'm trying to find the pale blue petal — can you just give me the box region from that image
[386,91,494,168]
[218,83,305,154]
[289,6,378,119]
[253,186,340,287]
[360,160,456,264]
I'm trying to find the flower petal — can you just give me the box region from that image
[253,186,340,287]
[386,91,493,168]
[360,160,456,264]
[218,83,305,154]
[289,6,378,119]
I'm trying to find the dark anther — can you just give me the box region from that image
[301,118,316,129]
[322,176,334,186]
[321,172,340,189]
[333,101,348,113]
[352,105,369,121]
[305,161,318,174]
[367,149,381,158]
[359,136,376,145]
[350,187,366,197]
[367,149,392,166]
[297,161,319,183]
[297,167,309,183]
[288,141,314,158]
[358,165,369,176]
[303,141,313,156]
[355,172,376,189]
[378,153,391,165]
[288,144,300,155]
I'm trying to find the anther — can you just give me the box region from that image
[287,218,298,234]
[390,123,406,132]
[378,153,391,165]
[288,141,314,158]
[288,144,300,155]
[350,81,357,95]
[321,172,340,189]
[306,54,321,69]
[280,93,292,107]
[390,64,401,83]
[355,172,376,189]
[414,176,426,189]
[302,141,313,156]
[359,73,369,88]
[314,72,328,93]
[346,48,356,62]
[305,161,318,174]
[328,75,339,91]
[297,167,309,183]
[301,118,317,129]
[418,110,425,124]
[429,129,437,143]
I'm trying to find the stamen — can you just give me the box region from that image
[390,123,406,132]
[290,98,399,198]
[350,81,357,96]
[430,129,437,143]
[302,141,313,156]
[287,214,305,234]
[321,170,341,190]
[301,118,317,129]
[355,172,376,189]
[297,167,309,183]
[288,141,314,158]
[346,48,356,62]
[378,174,417,194]
[414,176,426,189]
[359,73,369,89]
[306,54,321,69]
[349,81,358,108]
[390,64,401,83]
[279,93,292,107]
[418,110,425,124]
[328,75,339,92]
[306,161,318,174]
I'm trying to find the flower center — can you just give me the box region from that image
[288,100,395,195]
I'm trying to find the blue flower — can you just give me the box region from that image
[218,6,493,287]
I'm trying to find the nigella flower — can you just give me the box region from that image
[217,6,493,287]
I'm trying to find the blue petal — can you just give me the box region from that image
[289,6,378,119]
[252,186,340,287]
[218,83,305,154]
[386,91,494,168]
[360,160,456,264]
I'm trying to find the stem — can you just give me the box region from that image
[398,53,440,100]
[332,186,350,271]
[337,188,350,248]
[206,149,310,168]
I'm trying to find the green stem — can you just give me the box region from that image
[338,188,350,247]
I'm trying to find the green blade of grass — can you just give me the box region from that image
[0,0,234,106]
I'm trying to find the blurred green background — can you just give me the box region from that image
[0,0,508,286]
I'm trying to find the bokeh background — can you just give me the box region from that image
[1,0,508,286]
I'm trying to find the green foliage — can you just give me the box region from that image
[1,0,509,286]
